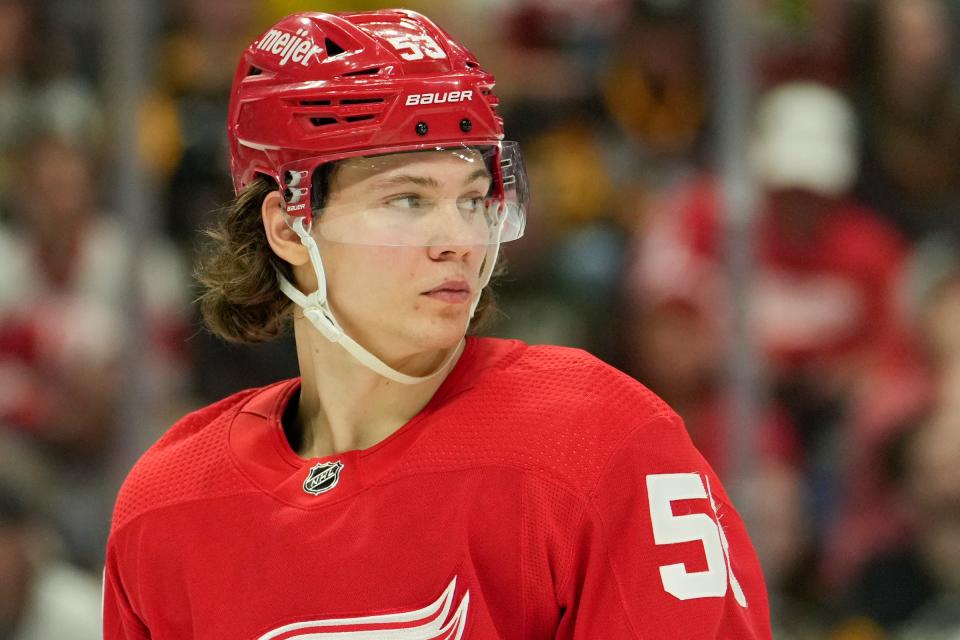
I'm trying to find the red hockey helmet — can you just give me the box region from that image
[227,9,518,225]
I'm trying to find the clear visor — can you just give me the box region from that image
[279,142,527,247]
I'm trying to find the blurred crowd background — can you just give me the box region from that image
[1,0,960,637]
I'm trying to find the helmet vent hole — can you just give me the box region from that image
[247,66,263,76]
[342,67,381,77]
[345,115,375,123]
[300,99,332,106]
[340,98,384,105]
[324,38,346,56]
[309,117,338,127]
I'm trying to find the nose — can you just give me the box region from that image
[426,239,475,262]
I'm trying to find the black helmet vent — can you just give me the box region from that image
[342,67,381,77]
[325,38,346,57]
[340,98,384,105]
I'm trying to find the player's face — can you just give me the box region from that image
[306,150,491,360]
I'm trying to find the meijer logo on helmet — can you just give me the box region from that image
[257,28,324,67]
[405,91,473,107]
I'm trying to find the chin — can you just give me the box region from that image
[406,313,470,353]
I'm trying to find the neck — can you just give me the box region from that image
[291,315,463,458]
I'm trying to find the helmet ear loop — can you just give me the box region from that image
[279,214,344,342]
[289,215,329,306]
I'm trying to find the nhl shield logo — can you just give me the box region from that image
[303,461,344,495]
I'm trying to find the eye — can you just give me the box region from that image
[386,195,423,209]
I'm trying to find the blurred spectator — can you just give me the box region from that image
[147,0,258,243]
[826,262,960,638]
[0,133,189,566]
[493,112,629,362]
[490,0,629,102]
[638,82,910,431]
[0,0,101,209]
[0,133,189,453]
[838,365,960,637]
[478,0,629,145]
[631,82,919,600]
[620,241,801,478]
[851,0,960,244]
[601,0,707,170]
[748,462,827,640]
[0,479,100,640]
[140,0,301,402]
[896,375,960,638]
[490,2,709,360]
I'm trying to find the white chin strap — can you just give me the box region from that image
[278,216,501,385]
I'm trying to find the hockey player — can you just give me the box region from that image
[103,10,772,639]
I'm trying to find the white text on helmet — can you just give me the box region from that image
[386,35,447,61]
[257,28,324,67]
[405,91,474,107]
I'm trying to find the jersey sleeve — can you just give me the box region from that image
[555,410,772,639]
[103,539,151,640]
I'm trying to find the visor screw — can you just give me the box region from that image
[415,121,429,136]
[460,118,472,132]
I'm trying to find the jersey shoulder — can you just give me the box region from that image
[110,382,282,534]
[406,341,691,498]
[499,342,675,428]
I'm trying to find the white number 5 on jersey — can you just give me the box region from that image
[646,473,747,606]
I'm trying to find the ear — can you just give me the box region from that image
[261,190,310,267]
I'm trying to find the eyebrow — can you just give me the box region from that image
[371,167,491,190]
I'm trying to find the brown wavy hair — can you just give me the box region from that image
[195,175,501,343]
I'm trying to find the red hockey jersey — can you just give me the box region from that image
[104,338,771,639]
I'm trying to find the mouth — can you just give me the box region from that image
[421,280,472,304]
